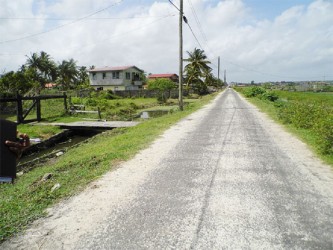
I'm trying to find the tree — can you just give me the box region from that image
[204,72,224,89]
[57,59,79,90]
[25,51,57,90]
[147,78,176,103]
[0,67,37,96]
[184,48,212,95]
[76,66,90,89]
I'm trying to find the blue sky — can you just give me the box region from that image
[121,0,316,20]
[1,0,332,82]
[244,0,314,19]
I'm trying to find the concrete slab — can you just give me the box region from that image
[37,121,140,129]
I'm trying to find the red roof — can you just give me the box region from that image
[148,74,178,78]
[45,83,57,88]
[88,65,143,72]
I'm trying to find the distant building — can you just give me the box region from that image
[148,73,179,83]
[88,65,144,91]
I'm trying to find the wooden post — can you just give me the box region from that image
[36,97,41,122]
[97,107,101,120]
[63,92,68,111]
[16,93,23,124]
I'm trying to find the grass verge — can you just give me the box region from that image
[0,92,218,243]
[239,92,333,167]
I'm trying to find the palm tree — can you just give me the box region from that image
[26,52,40,69]
[184,48,212,94]
[77,66,88,84]
[57,59,79,90]
[26,51,57,89]
[39,51,57,81]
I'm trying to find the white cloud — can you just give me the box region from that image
[0,0,332,82]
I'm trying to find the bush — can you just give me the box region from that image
[243,87,266,97]
[277,100,333,154]
[84,98,98,107]
[314,115,333,154]
[260,91,279,102]
[277,101,324,129]
[106,90,122,99]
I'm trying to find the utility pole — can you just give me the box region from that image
[218,56,220,81]
[224,69,227,85]
[178,0,184,111]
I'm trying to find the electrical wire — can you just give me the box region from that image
[167,1,205,52]
[183,19,204,51]
[168,0,182,14]
[0,15,172,21]
[187,0,208,43]
[0,0,124,44]
[70,15,175,51]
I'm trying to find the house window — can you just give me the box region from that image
[126,72,130,79]
[102,73,106,79]
[132,72,140,81]
[112,71,120,79]
[92,73,97,80]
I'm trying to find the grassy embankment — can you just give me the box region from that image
[235,87,333,166]
[0,92,219,243]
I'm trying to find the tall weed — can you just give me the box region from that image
[314,114,333,154]
[278,101,333,154]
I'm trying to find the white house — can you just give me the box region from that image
[88,65,144,91]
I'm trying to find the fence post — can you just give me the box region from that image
[97,107,101,120]
[16,93,23,124]
[36,97,41,122]
[63,92,68,111]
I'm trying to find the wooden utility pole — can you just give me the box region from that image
[218,56,220,81]
[178,0,184,111]
[224,69,227,85]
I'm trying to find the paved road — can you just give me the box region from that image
[3,89,333,249]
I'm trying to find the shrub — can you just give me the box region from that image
[314,115,333,154]
[260,91,279,102]
[106,90,122,99]
[277,101,324,129]
[243,87,266,97]
[84,98,98,106]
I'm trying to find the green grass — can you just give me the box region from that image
[275,91,333,104]
[0,92,219,243]
[17,124,62,139]
[237,90,333,166]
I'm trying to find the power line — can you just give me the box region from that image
[0,0,124,44]
[168,1,205,51]
[168,0,182,14]
[183,18,204,51]
[0,14,176,58]
[187,0,208,43]
[0,15,172,21]
[72,15,175,51]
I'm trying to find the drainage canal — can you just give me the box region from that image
[18,129,101,171]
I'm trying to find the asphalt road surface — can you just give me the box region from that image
[2,89,333,249]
